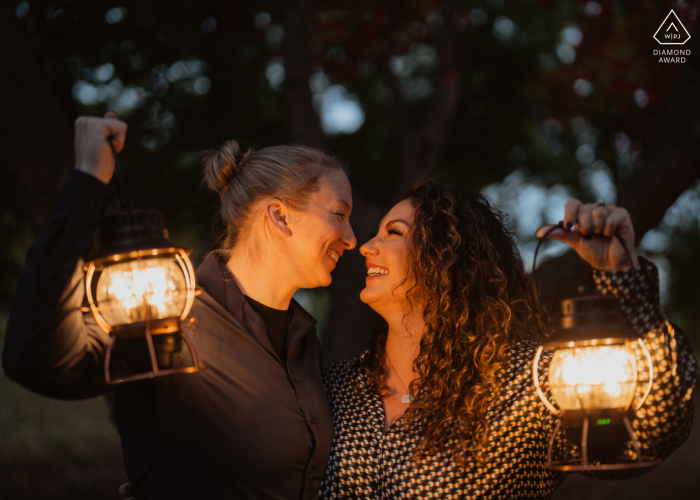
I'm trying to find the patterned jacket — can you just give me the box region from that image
[319,258,697,499]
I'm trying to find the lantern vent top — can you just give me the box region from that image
[92,209,189,261]
[542,292,639,348]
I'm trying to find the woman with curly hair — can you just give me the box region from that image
[319,179,696,499]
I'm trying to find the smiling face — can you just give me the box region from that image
[286,169,357,288]
[359,199,415,314]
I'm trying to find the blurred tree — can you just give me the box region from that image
[532,1,700,318]
[0,3,75,311]
[311,0,700,361]
[1,0,699,361]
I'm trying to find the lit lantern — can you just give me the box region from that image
[532,225,660,471]
[85,209,205,384]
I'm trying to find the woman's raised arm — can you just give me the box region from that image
[536,199,697,472]
[2,113,127,399]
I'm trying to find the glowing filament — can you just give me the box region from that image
[96,257,187,326]
[549,344,637,410]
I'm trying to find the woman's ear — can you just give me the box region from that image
[263,198,292,237]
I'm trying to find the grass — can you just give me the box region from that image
[0,368,127,499]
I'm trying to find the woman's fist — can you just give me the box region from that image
[536,199,640,272]
[74,111,128,184]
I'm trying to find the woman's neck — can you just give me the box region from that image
[226,245,297,310]
[383,306,426,383]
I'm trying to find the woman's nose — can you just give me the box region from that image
[359,239,377,257]
[342,224,357,250]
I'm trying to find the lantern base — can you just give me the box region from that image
[112,318,181,339]
[563,408,631,463]
[547,458,662,472]
[105,328,206,385]
[109,332,181,374]
[547,409,661,471]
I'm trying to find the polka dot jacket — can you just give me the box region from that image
[319,258,697,499]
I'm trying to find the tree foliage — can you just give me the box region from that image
[1,0,699,352]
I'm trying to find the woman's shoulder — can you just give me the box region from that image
[508,337,555,369]
[322,350,368,390]
[496,338,550,387]
[508,338,544,360]
[324,350,367,376]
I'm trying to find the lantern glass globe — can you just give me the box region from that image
[96,257,188,326]
[548,344,637,410]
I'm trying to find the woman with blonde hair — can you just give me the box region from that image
[3,112,356,499]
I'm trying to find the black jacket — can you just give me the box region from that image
[3,170,333,499]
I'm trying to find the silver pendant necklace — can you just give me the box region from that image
[386,353,414,404]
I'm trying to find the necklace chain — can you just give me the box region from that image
[386,352,414,404]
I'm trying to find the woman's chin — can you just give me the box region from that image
[302,272,332,290]
[359,287,377,305]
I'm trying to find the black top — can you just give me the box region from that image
[245,295,289,361]
[2,170,333,500]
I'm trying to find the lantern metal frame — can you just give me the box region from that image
[82,140,206,385]
[531,222,662,471]
[85,246,205,384]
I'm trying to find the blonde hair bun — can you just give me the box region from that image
[203,140,252,193]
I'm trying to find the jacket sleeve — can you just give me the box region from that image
[538,257,697,477]
[591,257,697,461]
[2,170,113,399]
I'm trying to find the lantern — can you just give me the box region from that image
[85,208,205,384]
[531,224,660,471]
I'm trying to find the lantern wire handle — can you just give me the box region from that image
[531,221,637,322]
[107,139,131,210]
[531,222,565,317]
[107,138,137,234]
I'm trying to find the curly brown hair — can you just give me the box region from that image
[362,178,546,466]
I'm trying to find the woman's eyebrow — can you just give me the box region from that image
[337,199,352,210]
[376,218,410,231]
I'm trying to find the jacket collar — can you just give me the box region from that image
[195,253,318,360]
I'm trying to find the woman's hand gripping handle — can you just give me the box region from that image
[74,111,128,184]
[536,199,640,272]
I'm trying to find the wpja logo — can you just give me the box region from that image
[653,10,691,63]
